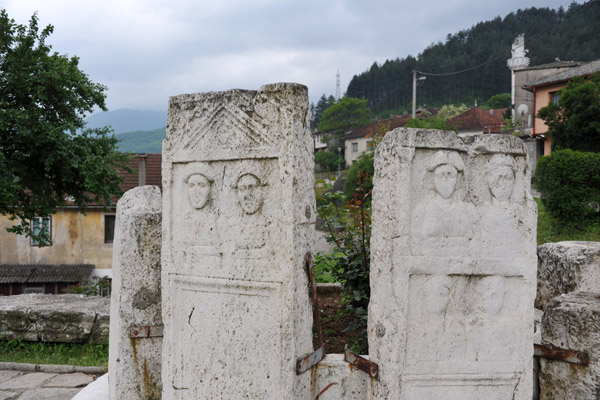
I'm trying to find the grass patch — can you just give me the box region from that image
[537,198,600,245]
[0,339,108,367]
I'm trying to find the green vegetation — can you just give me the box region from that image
[486,93,511,109]
[116,127,166,153]
[314,151,343,173]
[536,150,600,226]
[310,94,336,130]
[536,198,600,245]
[537,72,600,153]
[0,10,130,244]
[405,116,458,132]
[317,97,372,134]
[0,338,108,367]
[347,2,600,113]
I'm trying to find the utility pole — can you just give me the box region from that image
[336,70,341,100]
[412,70,426,119]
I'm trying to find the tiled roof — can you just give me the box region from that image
[345,115,411,139]
[520,60,582,71]
[525,59,600,88]
[0,264,94,284]
[448,107,506,133]
[120,153,162,192]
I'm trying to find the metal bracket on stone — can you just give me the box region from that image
[534,343,589,366]
[130,325,164,339]
[344,346,379,379]
[296,253,325,375]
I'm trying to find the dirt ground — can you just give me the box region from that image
[313,289,363,353]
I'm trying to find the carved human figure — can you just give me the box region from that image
[487,154,516,203]
[411,151,475,257]
[473,276,512,361]
[235,173,263,215]
[481,154,523,258]
[187,173,213,209]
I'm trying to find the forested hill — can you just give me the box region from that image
[347,0,600,114]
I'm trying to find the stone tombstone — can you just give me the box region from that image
[368,128,537,399]
[162,83,315,399]
[108,185,162,400]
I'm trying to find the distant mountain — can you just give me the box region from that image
[85,109,167,134]
[115,127,166,153]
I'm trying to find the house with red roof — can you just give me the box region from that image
[0,154,161,295]
[448,107,508,135]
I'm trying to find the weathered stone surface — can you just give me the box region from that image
[162,83,315,399]
[0,294,109,343]
[536,241,600,310]
[108,186,162,400]
[46,372,94,388]
[16,387,80,400]
[0,372,56,390]
[539,291,600,400]
[310,354,371,400]
[368,129,537,399]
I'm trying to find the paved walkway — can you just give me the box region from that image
[0,364,104,400]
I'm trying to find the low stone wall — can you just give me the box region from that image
[0,294,109,344]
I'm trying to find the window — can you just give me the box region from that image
[550,91,560,105]
[31,217,51,246]
[352,142,359,152]
[24,287,44,294]
[105,215,116,243]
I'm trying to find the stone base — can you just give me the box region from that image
[0,294,109,343]
[539,291,600,400]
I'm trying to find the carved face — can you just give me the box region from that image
[187,174,211,209]
[236,174,262,215]
[488,165,515,202]
[480,276,505,315]
[433,164,458,199]
[424,275,452,314]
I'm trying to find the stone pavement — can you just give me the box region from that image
[0,364,104,400]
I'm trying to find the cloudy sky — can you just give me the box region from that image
[3,0,570,112]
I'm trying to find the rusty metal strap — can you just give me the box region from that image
[296,346,324,375]
[534,343,589,366]
[344,346,379,379]
[130,325,164,338]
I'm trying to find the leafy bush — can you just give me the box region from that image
[315,150,344,173]
[317,170,372,353]
[344,152,374,198]
[536,149,600,226]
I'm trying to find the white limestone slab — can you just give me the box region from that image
[108,185,162,400]
[162,83,315,399]
[368,129,537,399]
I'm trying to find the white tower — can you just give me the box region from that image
[507,34,530,123]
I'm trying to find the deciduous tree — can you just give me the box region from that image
[0,10,130,245]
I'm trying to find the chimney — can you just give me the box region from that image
[138,154,147,186]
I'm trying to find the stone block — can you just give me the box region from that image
[108,186,162,400]
[539,291,600,399]
[162,83,315,399]
[310,354,371,400]
[0,294,109,343]
[368,129,537,399]
[536,241,600,310]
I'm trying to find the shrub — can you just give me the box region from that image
[536,149,600,226]
[344,152,374,198]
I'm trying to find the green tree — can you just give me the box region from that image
[314,151,343,173]
[310,94,336,131]
[405,116,458,132]
[436,104,468,120]
[317,97,372,134]
[486,93,511,109]
[0,10,130,245]
[537,72,600,152]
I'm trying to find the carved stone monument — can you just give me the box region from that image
[162,83,315,399]
[368,128,537,399]
[108,185,162,400]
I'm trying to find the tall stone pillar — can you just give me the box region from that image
[162,83,315,399]
[108,185,162,400]
[368,129,537,399]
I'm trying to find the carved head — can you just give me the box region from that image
[424,275,452,314]
[235,173,263,215]
[428,151,464,200]
[186,173,212,209]
[486,154,516,202]
[480,276,505,315]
